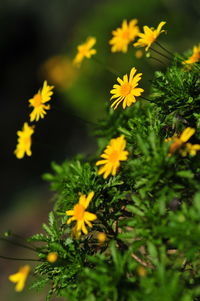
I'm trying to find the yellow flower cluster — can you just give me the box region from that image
[14,80,54,159]
[68,22,200,239]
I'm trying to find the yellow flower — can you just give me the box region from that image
[137,266,147,277]
[110,67,144,110]
[14,122,34,159]
[180,143,200,157]
[73,37,96,66]
[135,49,144,59]
[41,55,77,89]
[183,44,200,65]
[109,19,139,53]
[166,127,195,155]
[9,265,30,292]
[47,252,58,263]
[96,135,128,179]
[66,192,97,236]
[29,80,54,122]
[97,232,107,243]
[134,21,166,51]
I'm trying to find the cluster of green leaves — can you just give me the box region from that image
[28,50,200,300]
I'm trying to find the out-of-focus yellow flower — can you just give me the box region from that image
[96,135,128,179]
[135,49,144,59]
[14,122,34,159]
[134,21,166,51]
[166,127,196,155]
[183,44,200,65]
[66,192,97,236]
[137,266,147,277]
[9,265,30,292]
[47,252,58,263]
[110,67,144,110]
[180,143,200,157]
[41,56,77,89]
[109,19,139,53]
[73,37,96,67]
[97,232,107,243]
[29,80,54,122]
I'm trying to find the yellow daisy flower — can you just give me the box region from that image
[9,265,30,292]
[183,44,200,65]
[29,80,54,122]
[66,192,97,236]
[134,21,166,51]
[73,37,96,66]
[110,67,144,110]
[14,122,34,159]
[166,127,195,155]
[109,19,139,53]
[96,135,128,179]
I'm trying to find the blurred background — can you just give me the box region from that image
[0,0,199,299]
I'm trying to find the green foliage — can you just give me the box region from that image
[25,42,200,300]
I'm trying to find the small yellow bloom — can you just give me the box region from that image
[29,80,54,122]
[96,135,128,179]
[14,122,34,159]
[42,56,77,89]
[134,21,166,51]
[183,44,200,65]
[180,143,200,157]
[66,192,97,236]
[110,67,144,110]
[73,37,96,66]
[9,265,30,292]
[137,266,147,277]
[135,49,144,59]
[47,252,58,263]
[97,232,107,243]
[166,127,195,155]
[109,19,139,53]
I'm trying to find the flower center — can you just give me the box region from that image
[32,94,42,107]
[147,33,156,44]
[120,83,132,97]
[109,150,119,163]
[122,30,129,40]
[74,204,85,220]
[22,137,30,146]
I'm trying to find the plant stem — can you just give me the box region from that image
[155,41,174,57]
[0,255,42,262]
[131,253,154,269]
[92,57,119,76]
[149,47,171,60]
[148,56,166,66]
[0,237,37,252]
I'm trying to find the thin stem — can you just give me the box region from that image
[0,237,37,252]
[0,255,42,262]
[148,56,166,66]
[155,41,174,57]
[11,234,37,249]
[131,253,154,269]
[140,95,152,102]
[149,47,171,60]
[92,57,119,76]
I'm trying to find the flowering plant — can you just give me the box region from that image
[3,18,200,300]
